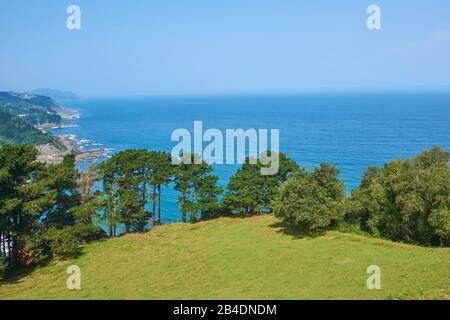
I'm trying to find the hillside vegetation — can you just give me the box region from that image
[0,91,63,126]
[1,215,448,300]
[0,109,63,148]
[0,92,66,149]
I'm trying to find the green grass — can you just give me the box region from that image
[1,215,449,300]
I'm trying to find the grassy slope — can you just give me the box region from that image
[0,215,449,300]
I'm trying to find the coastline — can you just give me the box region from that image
[36,105,107,165]
[37,106,80,130]
[36,135,107,164]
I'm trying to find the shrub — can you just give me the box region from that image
[69,224,106,243]
[345,166,385,237]
[21,232,51,265]
[272,164,346,233]
[44,228,80,259]
[18,224,105,265]
[348,147,450,246]
[44,224,105,259]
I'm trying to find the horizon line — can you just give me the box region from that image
[3,85,450,100]
[77,85,450,100]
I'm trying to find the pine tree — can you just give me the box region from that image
[173,153,222,222]
[223,152,298,215]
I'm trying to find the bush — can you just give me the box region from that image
[348,147,450,246]
[18,224,105,264]
[44,224,105,259]
[69,224,106,243]
[21,232,51,265]
[44,228,80,259]
[345,166,385,237]
[272,164,346,233]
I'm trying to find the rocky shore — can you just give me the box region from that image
[57,106,80,120]
[37,135,107,165]
[36,107,107,165]
[37,107,80,130]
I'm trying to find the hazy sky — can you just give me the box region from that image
[1,0,450,97]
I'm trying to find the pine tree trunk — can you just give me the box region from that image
[107,188,113,237]
[0,233,3,258]
[142,182,147,211]
[12,213,18,263]
[9,234,14,263]
[6,233,10,260]
[157,185,161,225]
[190,210,197,223]
[151,185,156,227]
[1,232,6,259]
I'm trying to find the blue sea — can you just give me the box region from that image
[52,92,450,224]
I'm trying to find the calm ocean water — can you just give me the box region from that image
[52,92,450,224]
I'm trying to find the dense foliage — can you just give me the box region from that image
[0,109,63,148]
[99,150,149,235]
[98,150,179,235]
[272,164,346,232]
[347,147,450,246]
[98,151,222,232]
[222,153,298,215]
[174,153,223,222]
[0,144,104,271]
[0,91,63,126]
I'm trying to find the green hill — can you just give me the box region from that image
[0,91,63,126]
[1,215,448,300]
[0,109,63,148]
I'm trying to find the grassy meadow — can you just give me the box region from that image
[0,215,449,300]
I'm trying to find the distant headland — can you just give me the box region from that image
[0,90,106,165]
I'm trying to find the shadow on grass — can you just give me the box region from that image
[0,245,88,285]
[1,257,52,285]
[269,221,325,239]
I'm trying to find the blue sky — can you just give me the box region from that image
[1,0,450,96]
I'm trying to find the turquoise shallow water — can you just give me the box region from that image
[52,92,450,225]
